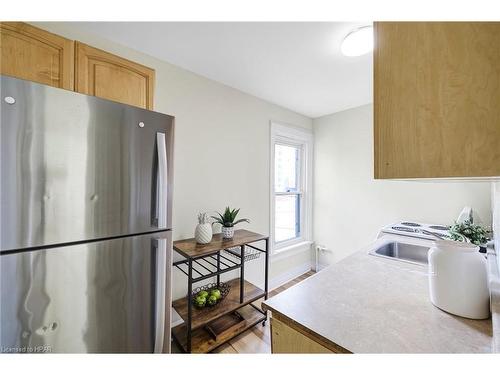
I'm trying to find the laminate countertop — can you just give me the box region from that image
[263,235,493,353]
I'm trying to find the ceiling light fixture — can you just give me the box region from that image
[341,26,373,57]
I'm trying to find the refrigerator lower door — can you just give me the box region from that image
[0,231,172,353]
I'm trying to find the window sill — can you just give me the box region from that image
[272,240,313,262]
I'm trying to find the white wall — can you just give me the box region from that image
[313,104,492,264]
[33,22,313,298]
[493,183,500,270]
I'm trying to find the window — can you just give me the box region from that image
[271,122,313,253]
[274,144,301,242]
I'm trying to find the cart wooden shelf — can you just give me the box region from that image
[172,229,269,353]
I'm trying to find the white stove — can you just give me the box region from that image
[378,221,452,241]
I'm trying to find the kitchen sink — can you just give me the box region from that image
[369,242,430,265]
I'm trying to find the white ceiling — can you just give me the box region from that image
[68,22,373,118]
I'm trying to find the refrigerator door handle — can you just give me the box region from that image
[154,237,167,353]
[156,132,168,228]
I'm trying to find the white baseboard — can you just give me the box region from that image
[268,261,312,291]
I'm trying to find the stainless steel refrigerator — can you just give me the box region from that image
[0,75,174,353]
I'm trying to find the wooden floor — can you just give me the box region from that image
[172,270,315,354]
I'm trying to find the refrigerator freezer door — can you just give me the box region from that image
[0,76,174,252]
[0,230,172,353]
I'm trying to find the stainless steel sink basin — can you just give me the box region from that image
[369,242,430,265]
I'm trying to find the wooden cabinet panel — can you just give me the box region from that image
[374,22,500,179]
[0,22,74,90]
[75,42,155,109]
[270,317,333,353]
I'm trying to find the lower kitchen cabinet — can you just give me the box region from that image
[270,317,333,353]
[271,314,354,354]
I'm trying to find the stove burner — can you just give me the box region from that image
[426,231,452,239]
[429,225,449,231]
[392,226,416,232]
[400,222,421,227]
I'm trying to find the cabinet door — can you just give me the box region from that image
[1,75,174,252]
[0,22,74,90]
[374,22,500,179]
[1,231,172,353]
[75,42,155,109]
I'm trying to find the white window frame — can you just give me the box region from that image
[270,121,313,255]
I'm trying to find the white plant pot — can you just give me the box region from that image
[221,226,234,239]
[428,240,489,319]
[195,223,213,244]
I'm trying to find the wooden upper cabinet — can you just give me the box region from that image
[0,23,156,109]
[74,42,155,109]
[0,22,74,90]
[374,22,500,179]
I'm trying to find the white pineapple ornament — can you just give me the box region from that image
[195,213,213,244]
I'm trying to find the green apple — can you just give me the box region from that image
[207,295,218,306]
[210,289,221,300]
[197,290,209,299]
[194,295,206,307]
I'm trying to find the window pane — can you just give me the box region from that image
[274,194,300,243]
[274,144,300,192]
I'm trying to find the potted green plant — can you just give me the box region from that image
[448,219,490,251]
[211,207,250,239]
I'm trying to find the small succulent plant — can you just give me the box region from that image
[197,212,211,225]
[448,220,489,246]
[211,207,250,228]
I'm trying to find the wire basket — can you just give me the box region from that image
[224,246,261,262]
[191,281,231,309]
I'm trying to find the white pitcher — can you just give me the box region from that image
[428,240,489,319]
